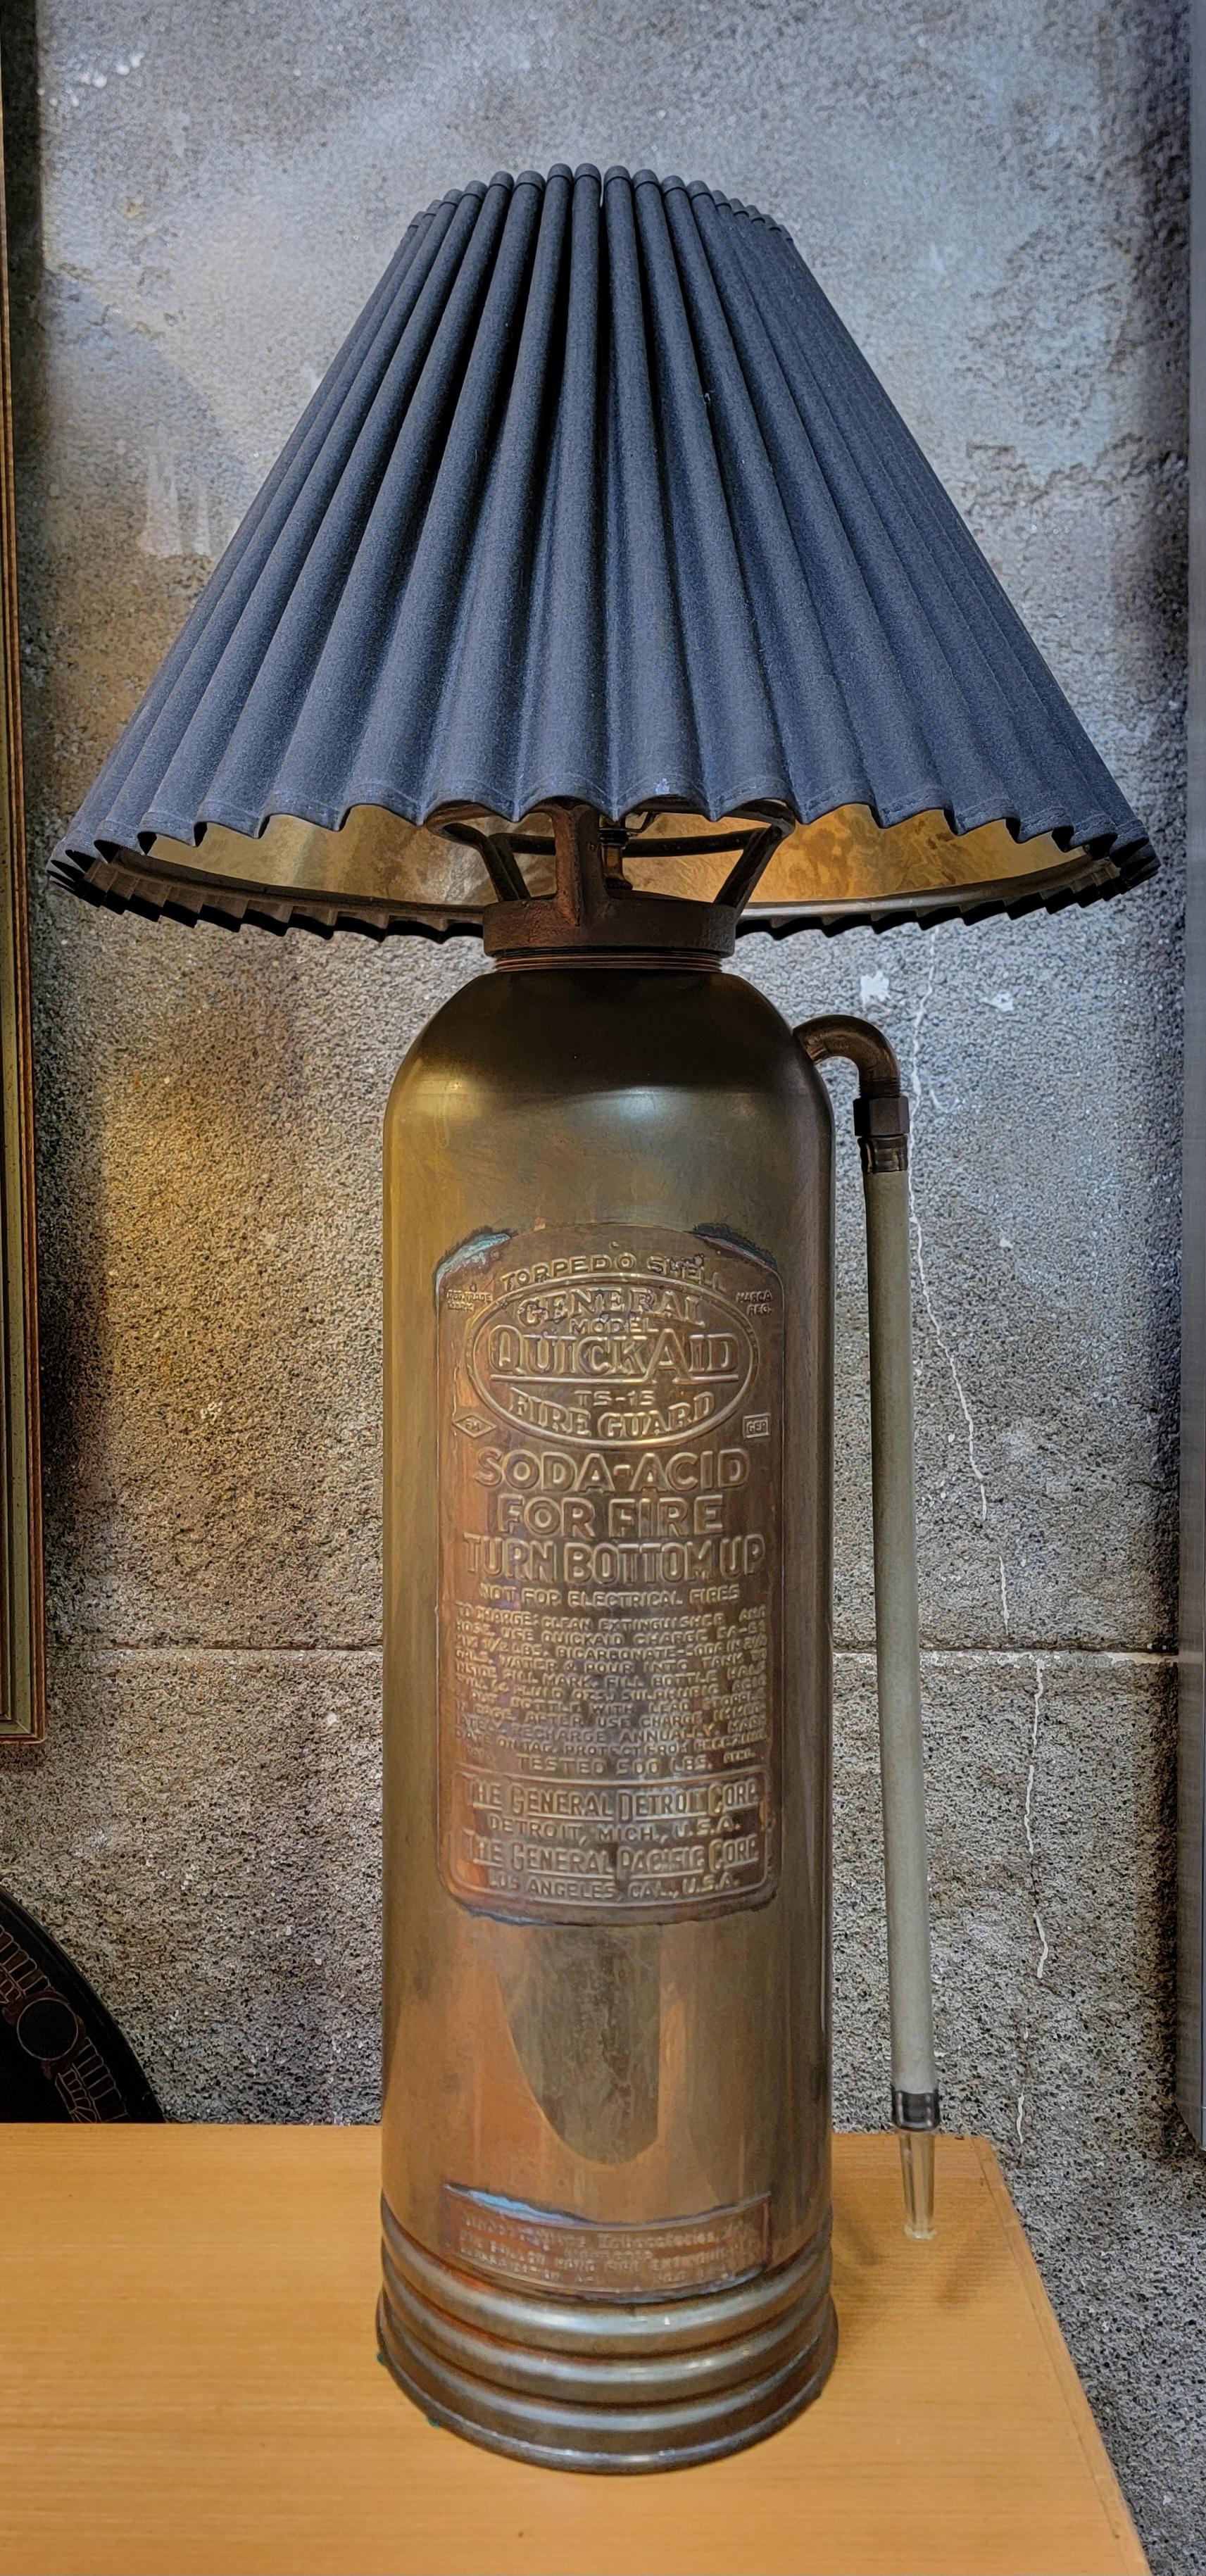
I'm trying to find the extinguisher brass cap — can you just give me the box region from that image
[51,168,1155,944]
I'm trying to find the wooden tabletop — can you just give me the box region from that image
[0,2125,1145,2576]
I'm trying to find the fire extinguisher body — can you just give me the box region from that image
[379,961,837,2470]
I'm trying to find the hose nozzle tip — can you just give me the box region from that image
[899,2128,936,2239]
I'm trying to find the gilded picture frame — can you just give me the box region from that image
[0,89,44,1754]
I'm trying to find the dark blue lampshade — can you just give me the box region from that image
[51,164,1155,940]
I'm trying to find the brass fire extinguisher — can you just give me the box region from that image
[377,807,938,2471]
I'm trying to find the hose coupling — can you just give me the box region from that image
[853,1092,910,1175]
[891,2086,941,2132]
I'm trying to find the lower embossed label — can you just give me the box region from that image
[436,1221,784,1923]
[443,2184,771,2299]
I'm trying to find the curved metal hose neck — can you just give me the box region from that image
[797,1013,910,1174]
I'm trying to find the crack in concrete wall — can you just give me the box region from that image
[1017,1653,1050,2151]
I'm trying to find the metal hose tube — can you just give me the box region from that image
[796,1014,939,2237]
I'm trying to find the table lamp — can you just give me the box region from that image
[53,165,1155,2473]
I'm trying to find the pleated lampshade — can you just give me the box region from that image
[51,163,1155,941]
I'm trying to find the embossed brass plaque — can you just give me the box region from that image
[443,2182,771,2300]
[437,1224,782,1922]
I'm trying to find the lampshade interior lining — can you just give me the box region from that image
[138,798,1112,907]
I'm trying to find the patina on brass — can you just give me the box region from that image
[375,804,941,2468]
[379,819,841,2469]
[436,1220,784,1925]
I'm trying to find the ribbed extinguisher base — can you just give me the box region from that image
[377,2197,837,2473]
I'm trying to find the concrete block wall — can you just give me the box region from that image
[0,1,1197,2563]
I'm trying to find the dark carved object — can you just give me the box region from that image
[0,1887,163,2122]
